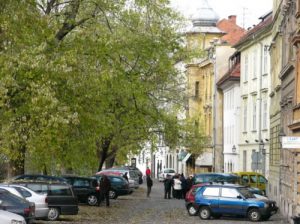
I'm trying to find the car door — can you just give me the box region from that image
[219,187,245,215]
[72,178,90,202]
[201,187,220,213]
[257,175,267,191]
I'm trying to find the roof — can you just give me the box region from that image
[217,16,246,45]
[217,63,240,87]
[234,11,272,48]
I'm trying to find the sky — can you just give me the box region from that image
[170,0,273,29]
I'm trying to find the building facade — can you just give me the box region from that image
[234,12,272,177]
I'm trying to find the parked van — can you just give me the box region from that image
[233,172,268,192]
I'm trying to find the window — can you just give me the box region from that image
[195,81,199,97]
[263,47,268,74]
[49,185,72,196]
[221,188,239,198]
[73,179,90,187]
[14,187,31,198]
[259,176,267,184]
[202,187,220,197]
[263,99,267,129]
[243,99,247,132]
[250,175,257,183]
[253,50,257,78]
[244,55,248,82]
[252,98,257,130]
[27,184,48,194]
[241,175,249,184]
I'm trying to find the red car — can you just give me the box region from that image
[185,183,207,216]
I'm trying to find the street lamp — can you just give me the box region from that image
[232,145,236,154]
[279,128,286,147]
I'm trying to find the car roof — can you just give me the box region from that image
[203,183,245,188]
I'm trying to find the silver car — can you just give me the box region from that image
[0,210,26,224]
[1,184,49,219]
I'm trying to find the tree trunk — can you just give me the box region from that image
[105,154,116,168]
[97,137,111,171]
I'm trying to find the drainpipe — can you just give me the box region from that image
[258,42,264,175]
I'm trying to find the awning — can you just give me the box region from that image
[182,153,191,163]
[195,152,213,166]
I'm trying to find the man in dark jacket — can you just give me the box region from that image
[146,174,153,197]
[163,174,173,199]
[99,175,111,207]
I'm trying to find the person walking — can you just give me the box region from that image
[180,173,187,199]
[99,175,111,207]
[146,174,153,197]
[146,167,151,176]
[163,174,173,199]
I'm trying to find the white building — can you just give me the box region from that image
[234,12,272,176]
[217,52,241,172]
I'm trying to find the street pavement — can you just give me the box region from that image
[34,179,288,224]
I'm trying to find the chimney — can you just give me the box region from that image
[228,15,237,24]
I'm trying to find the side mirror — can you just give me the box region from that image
[237,195,243,199]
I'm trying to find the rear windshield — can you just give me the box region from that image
[0,191,27,206]
[26,184,48,194]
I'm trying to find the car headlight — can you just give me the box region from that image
[11,220,25,224]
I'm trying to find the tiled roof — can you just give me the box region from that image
[216,63,240,87]
[217,18,246,45]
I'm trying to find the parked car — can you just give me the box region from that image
[12,174,67,183]
[0,189,35,223]
[0,185,23,198]
[97,169,139,189]
[192,173,239,185]
[9,181,78,221]
[2,184,49,219]
[92,174,132,199]
[0,210,26,224]
[116,166,143,184]
[62,176,99,206]
[233,171,268,193]
[185,183,265,216]
[185,183,207,216]
[195,184,278,221]
[158,168,176,181]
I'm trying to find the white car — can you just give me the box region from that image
[2,184,49,219]
[0,210,26,224]
[0,186,23,198]
[158,168,176,181]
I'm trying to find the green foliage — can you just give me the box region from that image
[0,0,206,175]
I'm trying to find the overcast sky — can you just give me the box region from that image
[170,0,273,29]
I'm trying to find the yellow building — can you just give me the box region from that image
[185,0,224,173]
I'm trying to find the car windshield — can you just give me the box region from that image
[194,174,239,184]
[238,187,255,199]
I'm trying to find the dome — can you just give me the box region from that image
[191,0,219,27]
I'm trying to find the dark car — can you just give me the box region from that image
[195,184,278,221]
[62,176,99,206]
[10,181,78,221]
[92,174,132,199]
[0,189,35,223]
[193,173,240,185]
[12,174,67,183]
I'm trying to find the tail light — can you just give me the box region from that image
[24,208,30,216]
[45,197,48,204]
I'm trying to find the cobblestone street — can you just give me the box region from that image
[34,180,287,224]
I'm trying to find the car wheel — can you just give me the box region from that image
[109,190,118,199]
[87,194,98,206]
[199,206,211,220]
[187,204,198,216]
[48,207,60,221]
[248,208,261,222]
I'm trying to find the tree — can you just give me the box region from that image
[0,0,206,176]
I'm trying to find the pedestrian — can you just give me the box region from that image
[146,167,151,176]
[163,174,172,199]
[186,174,193,193]
[173,175,182,199]
[123,172,129,182]
[146,174,153,197]
[99,175,111,207]
[180,173,187,199]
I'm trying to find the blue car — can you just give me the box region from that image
[195,184,278,221]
